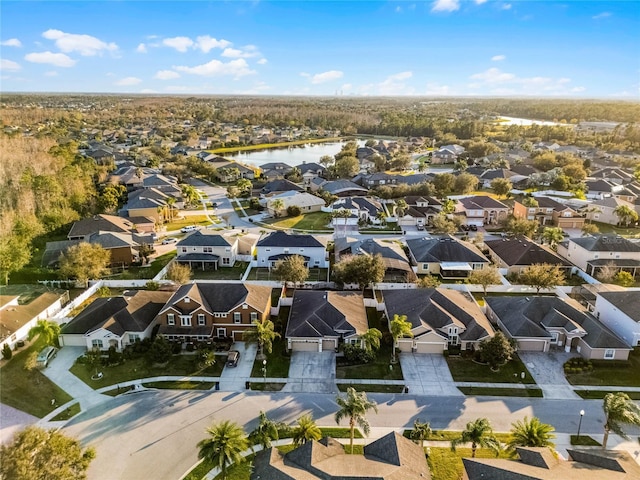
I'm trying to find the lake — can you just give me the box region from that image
[498,116,573,127]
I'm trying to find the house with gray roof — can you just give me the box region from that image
[384,288,494,353]
[256,231,328,268]
[330,196,385,226]
[312,179,368,197]
[557,234,640,278]
[594,291,640,347]
[406,235,489,278]
[485,295,630,359]
[175,231,240,269]
[261,178,303,195]
[252,432,429,479]
[455,195,510,226]
[285,290,368,352]
[485,235,573,276]
[335,237,413,281]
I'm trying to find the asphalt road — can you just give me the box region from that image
[62,390,634,480]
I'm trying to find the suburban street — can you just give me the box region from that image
[62,389,639,480]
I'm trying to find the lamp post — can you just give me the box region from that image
[262,359,267,385]
[577,409,585,439]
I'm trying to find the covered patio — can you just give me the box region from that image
[175,252,220,270]
[440,261,473,279]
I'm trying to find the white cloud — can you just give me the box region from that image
[501,3,512,10]
[303,70,344,84]
[257,58,268,65]
[221,45,260,59]
[571,86,586,92]
[1,59,21,71]
[1,38,22,47]
[474,0,487,4]
[44,70,58,77]
[115,76,142,86]
[431,0,460,12]
[136,43,147,53]
[174,58,255,77]
[470,68,515,83]
[42,29,117,56]
[377,71,414,95]
[154,70,181,80]
[593,12,611,20]
[163,36,194,52]
[491,55,506,62]
[195,35,231,53]
[25,51,76,67]
[424,82,452,95]
[469,67,582,95]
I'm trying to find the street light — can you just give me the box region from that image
[577,409,585,439]
[262,359,267,384]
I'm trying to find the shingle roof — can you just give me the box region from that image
[407,235,488,264]
[598,291,640,322]
[570,235,640,253]
[486,236,572,267]
[257,231,324,248]
[161,283,272,315]
[261,179,303,194]
[459,195,509,210]
[321,180,368,195]
[68,214,134,238]
[335,238,412,272]
[176,231,232,247]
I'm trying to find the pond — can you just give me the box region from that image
[497,116,573,127]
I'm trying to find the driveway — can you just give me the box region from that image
[518,350,580,399]
[399,354,462,396]
[218,342,257,391]
[282,351,336,393]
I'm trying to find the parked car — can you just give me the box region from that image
[469,225,478,231]
[36,346,57,368]
[180,225,198,233]
[417,224,425,231]
[162,237,177,245]
[226,350,240,367]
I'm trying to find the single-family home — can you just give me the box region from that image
[585,179,625,199]
[261,179,303,196]
[313,179,368,197]
[260,162,294,180]
[589,167,635,185]
[397,196,442,228]
[285,290,368,352]
[156,282,272,342]
[431,144,465,164]
[593,291,640,347]
[557,234,640,278]
[297,162,326,186]
[485,295,631,359]
[406,235,489,278]
[581,197,638,226]
[256,231,328,268]
[513,196,585,229]
[330,197,385,226]
[334,237,413,281]
[485,236,573,276]
[455,196,510,226]
[478,169,526,189]
[175,231,240,269]
[383,288,494,353]
[59,290,172,351]
[265,191,325,217]
[67,214,137,241]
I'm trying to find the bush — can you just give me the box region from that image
[147,336,172,364]
[97,286,111,297]
[343,344,375,364]
[287,205,302,217]
[146,281,160,291]
[2,343,13,360]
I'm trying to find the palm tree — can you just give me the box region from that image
[28,320,61,347]
[395,199,408,218]
[197,420,248,480]
[249,411,279,451]
[360,328,382,353]
[269,198,285,217]
[243,319,280,360]
[507,416,555,451]
[540,227,564,250]
[166,196,177,222]
[334,387,378,453]
[293,414,322,446]
[602,392,640,449]
[451,418,501,458]
[410,419,432,449]
[614,205,639,227]
[390,314,413,363]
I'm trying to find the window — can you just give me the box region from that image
[423,263,429,270]
[242,304,248,309]
[198,314,205,326]
[284,248,290,253]
[222,257,230,265]
[184,297,190,303]
[181,247,187,253]
[92,339,103,348]
[167,314,175,325]
[234,312,242,323]
[203,247,213,253]
[250,312,258,321]
[181,316,191,327]
[217,328,226,338]
[225,247,231,252]
[604,349,615,360]
[129,334,140,343]
[265,248,271,252]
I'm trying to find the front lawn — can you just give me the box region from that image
[264,212,332,231]
[0,337,73,417]
[570,435,601,446]
[403,430,512,443]
[191,262,249,281]
[338,384,405,393]
[165,215,218,231]
[70,354,224,389]
[446,354,536,384]
[565,349,640,387]
[428,447,514,480]
[111,251,176,280]
[575,390,640,400]
[250,321,291,378]
[51,402,81,421]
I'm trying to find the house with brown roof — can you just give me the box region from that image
[252,432,429,480]
[285,290,368,352]
[485,235,573,276]
[455,195,510,226]
[383,288,494,353]
[335,237,414,282]
[156,283,272,342]
[67,214,137,241]
[512,196,585,229]
[463,447,640,480]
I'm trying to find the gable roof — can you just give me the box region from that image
[407,235,488,264]
[176,231,233,248]
[257,230,324,248]
[458,195,509,210]
[570,235,640,253]
[160,283,272,315]
[486,236,572,267]
[321,180,368,195]
[335,237,412,272]
[261,179,303,194]
[68,214,134,238]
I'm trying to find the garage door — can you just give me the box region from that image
[517,340,547,352]
[397,340,413,353]
[416,342,444,354]
[232,331,244,341]
[291,340,319,352]
[322,339,336,352]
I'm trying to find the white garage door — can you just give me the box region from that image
[291,340,319,352]
[517,340,547,352]
[397,340,413,353]
[322,339,336,351]
[416,343,444,354]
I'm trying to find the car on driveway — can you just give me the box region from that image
[36,346,57,368]
[162,237,177,245]
[226,350,240,367]
[180,225,198,233]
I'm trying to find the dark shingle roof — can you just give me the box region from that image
[257,231,324,248]
[161,283,272,315]
[459,195,509,210]
[176,231,231,247]
[486,236,572,267]
[570,235,640,253]
[598,291,640,322]
[407,235,488,264]
[261,179,302,194]
[68,214,134,238]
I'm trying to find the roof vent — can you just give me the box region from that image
[525,297,530,301]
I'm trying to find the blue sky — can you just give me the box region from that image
[1,1,638,97]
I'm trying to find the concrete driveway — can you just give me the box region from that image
[218,342,257,391]
[282,351,336,393]
[518,350,580,399]
[399,354,462,396]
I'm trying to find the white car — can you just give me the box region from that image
[180,225,198,233]
[162,237,177,245]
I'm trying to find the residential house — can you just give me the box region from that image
[212,161,255,182]
[0,290,68,351]
[513,196,585,229]
[589,167,635,184]
[581,197,638,226]
[557,234,640,278]
[87,231,142,267]
[265,191,325,217]
[478,169,526,189]
[334,237,413,281]
[175,231,240,269]
[463,447,640,480]
[397,196,442,228]
[68,214,138,241]
[59,291,172,351]
[485,296,631,359]
[585,179,625,199]
[156,283,272,342]
[261,179,303,196]
[455,196,510,226]
[355,173,397,189]
[314,179,368,197]
[256,231,328,268]
[330,197,385,226]
[406,235,489,278]
[384,288,494,353]
[593,291,640,347]
[431,144,465,164]
[121,187,173,222]
[252,432,429,480]
[485,236,573,276]
[285,290,368,352]
[297,162,326,186]
[260,162,293,180]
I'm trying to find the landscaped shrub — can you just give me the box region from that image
[343,344,375,364]
[147,336,172,364]
[563,357,593,373]
[287,205,301,217]
[2,343,13,360]
[145,281,160,291]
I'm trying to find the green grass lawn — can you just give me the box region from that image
[165,215,217,231]
[264,212,332,231]
[457,386,543,397]
[428,447,514,480]
[51,402,81,421]
[0,337,73,417]
[570,435,601,446]
[565,349,640,387]
[575,390,640,400]
[70,354,224,389]
[191,262,248,281]
[142,381,215,390]
[251,267,328,282]
[446,354,536,384]
[249,382,286,391]
[590,221,640,237]
[403,430,512,443]
[111,251,176,280]
[338,384,405,393]
[250,335,291,378]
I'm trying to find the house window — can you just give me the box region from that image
[203,247,213,253]
[234,312,242,323]
[242,304,248,309]
[265,248,271,252]
[184,297,190,303]
[225,247,231,252]
[604,349,615,360]
[129,334,140,343]
[92,339,103,349]
[198,314,206,326]
[423,264,429,270]
[284,248,289,253]
[217,328,226,338]
[250,312,258,321]
[181,247,187,253]
[167,314,175,325]
[181,316,191,327]
[222,258,230,265]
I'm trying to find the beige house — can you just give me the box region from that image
[557,234,640,278]
[512,196,585,229]
[406,235,489,278]
[266,191,325,217]
[175,231,240,269]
